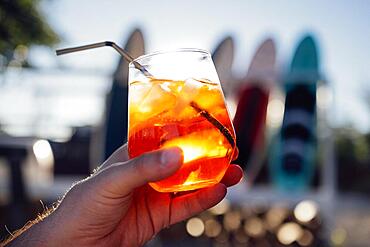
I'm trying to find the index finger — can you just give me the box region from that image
[232,146,239,161]
[220,164,243,187]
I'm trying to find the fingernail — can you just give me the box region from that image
[160,148,182,168]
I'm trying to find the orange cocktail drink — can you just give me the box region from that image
[128,49,236,192]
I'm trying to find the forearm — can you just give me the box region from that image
[2,207,56,246]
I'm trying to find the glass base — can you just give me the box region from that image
[149,178,220,192]
[148,156,230,192]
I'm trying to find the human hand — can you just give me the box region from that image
[8,144,242,247]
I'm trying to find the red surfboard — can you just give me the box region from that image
[233,38,276,173]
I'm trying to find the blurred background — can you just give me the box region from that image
[0,0,369,246]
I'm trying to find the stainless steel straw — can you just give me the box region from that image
[56,41,151,77]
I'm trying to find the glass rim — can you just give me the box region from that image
[129,48,210,67]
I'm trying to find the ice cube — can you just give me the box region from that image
[130,80,155,104]
[172,78,202,115]
[137,82,176,119]
[193,83,223,109]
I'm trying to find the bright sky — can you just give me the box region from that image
[29,0,370,132]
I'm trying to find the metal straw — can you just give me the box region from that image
[56,41,152,77]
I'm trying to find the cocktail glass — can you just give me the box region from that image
[128,49,236,192]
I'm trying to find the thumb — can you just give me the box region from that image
[94,147,183,196]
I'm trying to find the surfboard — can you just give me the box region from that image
[233,38,276,172]
[270,35,319,191]
[212,36,235,98]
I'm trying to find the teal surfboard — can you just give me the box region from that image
[270,35,319,191]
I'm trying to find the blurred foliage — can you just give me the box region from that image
[0,0,59,63]
[336,128,370,194]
